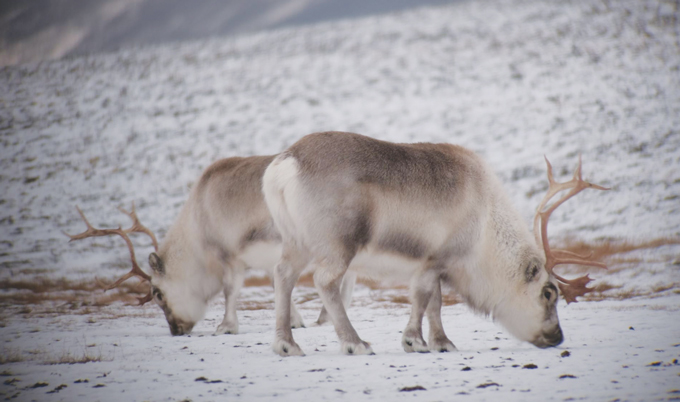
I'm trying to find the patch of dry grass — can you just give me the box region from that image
[2,238,676,313]
[584,285,680,302]
[560,237,680,266]
[0,347,106,366]
[0,277,150,307]
[44,349,104,365]
[554,237,680,301]
[0,349,24,365]
[239,300,274,311]
[297,274,315,287]
[371,292,461,306]
[376,294,410,305]
[244,276,272,287]
[581,277,680,302]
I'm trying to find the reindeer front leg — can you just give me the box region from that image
[215,261,245,335]
[270,274,306,328]
[402,268,442,353]
[272,246,307,356]
[426,279,456,352]
[215,287,240,335]
[289,299,305,329]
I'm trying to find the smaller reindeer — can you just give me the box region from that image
[262,132,608,356]
[65,155,355,335]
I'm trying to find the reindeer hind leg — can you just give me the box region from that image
[314,259,373,355]
[315,270,356,326]
[272,245,308,356]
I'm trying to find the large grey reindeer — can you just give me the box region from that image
[263,131,608,356]
[66,155,355,336]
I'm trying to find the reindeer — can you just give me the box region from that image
[65,155,355,336]
[262,131,608,356]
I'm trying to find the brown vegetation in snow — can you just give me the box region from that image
[0,237,677,309]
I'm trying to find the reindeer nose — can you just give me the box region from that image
[169,321,182,336]
[532,326,563,348]
[545,326,563,346]
[169,320,194,336]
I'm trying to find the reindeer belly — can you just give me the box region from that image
[237,241,282,275]
[348,247,424,285]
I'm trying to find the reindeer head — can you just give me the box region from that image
[146,251,207,336]
[64,204,200,336]
[488,247,563,349]
[523,156,608,347]
[486,156,608,348]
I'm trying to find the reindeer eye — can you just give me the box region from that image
[543,283,558,302]
[152,287,163,302]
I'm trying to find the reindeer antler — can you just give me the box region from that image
[118,203,159,252]
[63,204,154,305]
[533,155,609,303]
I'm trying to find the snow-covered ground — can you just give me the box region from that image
[2,287,680,401]
[1,0,679,400]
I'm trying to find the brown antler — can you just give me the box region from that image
[118,203,159,252]
[533,155,609,303]
[63,205,153,305]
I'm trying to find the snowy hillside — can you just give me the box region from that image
[0,0,679,400]
[2,0,679,281]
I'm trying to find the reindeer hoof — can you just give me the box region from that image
[273,339,305,357]
[314,309,330,326]
[290,312,306,329]
[291,321,306,329]
[341,340,374,355]
[214,323,238,335]
[402,334,429,353]
[402,327,430,353]
[429,337,457,353]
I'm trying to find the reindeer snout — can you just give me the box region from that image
[545,326,563,346]
[169,320,195,336]
[532,326,563,348]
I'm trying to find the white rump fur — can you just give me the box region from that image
[263,132,564,356]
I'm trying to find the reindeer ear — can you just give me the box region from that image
[149,252,165,275]
[524,261,540,282]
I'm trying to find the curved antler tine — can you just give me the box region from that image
[96,277,153,306]
[66,206,151,292]
[557,275,594,304]
[546,155,557,185]
[551,257,607,270]
[106,226,152,283]
[552,249,594,260]
[103,266,149,290]
[64,206,112,241]
[68,206,93,238]
[119,202,159,252]
[573,154,582,180]
[96,272,140,291]
[95,277,109,290]
[533,155,611,246]
[574,154,610,191]
[136,290,153,305]
[536,156,609,303]
[534,157,573,244]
